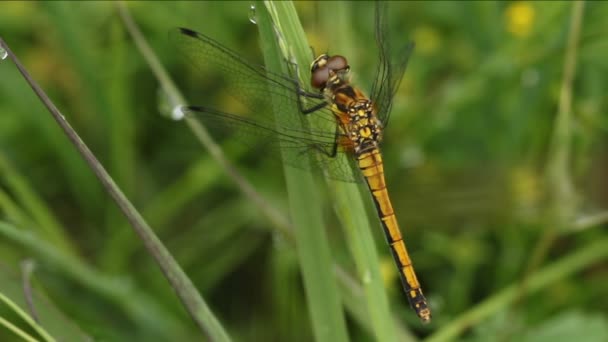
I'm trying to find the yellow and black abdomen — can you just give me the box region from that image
[357,149,431,323]
[326,82,431,322]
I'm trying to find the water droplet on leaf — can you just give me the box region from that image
[248,4,257,24]
[172,106,186,121]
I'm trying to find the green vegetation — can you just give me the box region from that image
[0,1,606,341]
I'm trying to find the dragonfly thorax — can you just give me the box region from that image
[310,54,383,154]
[345,99,383,155]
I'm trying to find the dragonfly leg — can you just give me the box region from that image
[307,124,340,158]
[294,81,327,114]
[285,59,329,114]
[327,125,340,158]
[299,100,328,115]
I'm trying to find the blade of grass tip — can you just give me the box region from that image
[425,236,608,342]
[270,1,407,339]
[0,292,56,342]
[21,259,39,324]
[258,2,349,342]
[0,267,93,341]
[0,38,231,342]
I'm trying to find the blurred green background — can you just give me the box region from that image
[0,1,607,341]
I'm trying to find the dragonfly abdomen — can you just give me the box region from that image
[310,51,430,322]
[357,149,432,323]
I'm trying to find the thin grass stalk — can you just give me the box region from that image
[0,292,55,342]
[520,0,586,307]
[0,154,76,256]
[0,36,231,342]
[0,316,40,342]
[0,221,184,338]
[425,236,607,342]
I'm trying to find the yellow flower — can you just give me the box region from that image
[505,1,536,38]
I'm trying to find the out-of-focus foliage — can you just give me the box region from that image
[0,1,606,341]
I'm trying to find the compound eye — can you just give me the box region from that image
[311,66,329,89]
[310,54,329,73]
[326,55,349,72]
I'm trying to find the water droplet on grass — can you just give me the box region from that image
[171,106,186,121]
[248,4,257,24]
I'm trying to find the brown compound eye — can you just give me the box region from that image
[311,66,329,89]
[326,55,349,72]
[310,54,349,89]
[310,54,330,89]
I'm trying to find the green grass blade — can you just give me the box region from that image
[0,221,186,338]
[426,236,608,342]
[269,1,409,339]
[0,292,56,342]
[0,315,40,342]
[257,2,350,341]
[333,182,405,341]
[0,36,231,341]
[0,153,76,256]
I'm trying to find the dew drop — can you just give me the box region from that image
[0,46,7,60]
[248,4,257,24]
[171,105,186,121]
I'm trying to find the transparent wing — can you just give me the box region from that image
[171,28,361,182]
[369,2,415,126]
[170,28,338,129]
[182,106,361,183]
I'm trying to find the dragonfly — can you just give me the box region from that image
[171,3,431,323]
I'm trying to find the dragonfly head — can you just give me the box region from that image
[310,54,350,90]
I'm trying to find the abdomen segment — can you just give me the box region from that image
[357,149,431,323]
